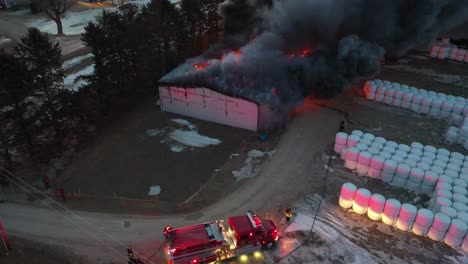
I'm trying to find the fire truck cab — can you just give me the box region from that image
[166,211,278,264]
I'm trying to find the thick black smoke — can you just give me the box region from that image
[161,0,468,107]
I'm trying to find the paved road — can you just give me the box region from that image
[1,106,342,264]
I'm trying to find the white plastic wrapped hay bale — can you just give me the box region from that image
[437,148,451,156]
[417,162,431,171]
[382,146,395,154]
[391,176,407,187]
[453,179,467,189]
[430,45,440,57]
[356,143,368,151]
[383,89,395,105]
[392,90,403,107]
[407,153,421,162]
[453,102,465,115]
[370,142,384,151]
[391,155,405,164]
[444,169,458,179]
[423,145,437,153]
[445,129,458,145]
[411,142,424,151]
[385,141,398,149]
[368,155,385,179]
[401,92,413,109]
[356,151,372,176]
[394,150,408,158]
[453,202,468,212]
[429,99,443,117]
[382,160,397,183]
[436,153,450,163]
[420,157,434,165]
[395,163,411,179]
[347,134,361,147]
[367,193,386,221]
[398,144,411,153]
[437,176,452,186]
[438,46,451,59]
[383,80,391,85]
[446,163,460,173]
[359,138,372,146]
[412,209,434,236]
[436,189,453,200]
[352,188,372,215]
[379,152,392,160]
[441,206,458,219]
[433,160,447,169]
[421,171,438,195]
[374,136,386,145]
[404,159,418,168]
[432,197,453,212]
[449,113,464,127]
[441,101,454,118]
[451,152,465,160]
[363,81,377,100]
[444,219,468,247]
[424,152,438,160]
[410,94,423,112]
[362,133,375,142]
[449,157,464,167]
[449,47,459,60]
[428,213,451,242]
[453,186,468,196]
[457,212,468,224]
[456,49,466,62]
[351,130,364,137]
[410,148,423,157]
[406,180,421,192]
[344,147,359,170]
[334,132,348,154]
[396,203,417,231]
[382,199,401,226]
[339,182,357,209]
[419,97,432,114]
[453,194,468,205]
[367,147,380,156]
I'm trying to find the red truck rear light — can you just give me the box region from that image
[192,259,198,263]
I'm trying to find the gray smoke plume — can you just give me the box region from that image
[161,0,468,107]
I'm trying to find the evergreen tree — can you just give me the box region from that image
[0,50,35,162]
[14,28,66,145]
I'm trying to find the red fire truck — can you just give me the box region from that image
[165,211,278,264]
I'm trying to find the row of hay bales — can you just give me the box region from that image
[363,79,468,150]
[339,183,468,251]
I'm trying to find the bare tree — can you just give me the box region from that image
[37,0,77,35]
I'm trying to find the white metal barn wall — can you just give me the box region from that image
[159,86,259,131]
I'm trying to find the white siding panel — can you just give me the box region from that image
[159,86,258,131]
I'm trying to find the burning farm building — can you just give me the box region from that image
[159,0,468,131]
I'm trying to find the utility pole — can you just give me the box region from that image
[0,218,10,255]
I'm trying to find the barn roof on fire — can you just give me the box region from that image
[158,80,282,107]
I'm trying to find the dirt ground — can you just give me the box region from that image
[0,236,86,264]
[59,99,261,209]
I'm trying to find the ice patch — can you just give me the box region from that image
[26,8,115,35]
[148,185,161,196]
[170,144,185,152]
[171,119,196,130]
[169,130,221,148]
[145,129,162,137]
[63,53,93,70]
[64,64,95,91]
[232,150,275,181]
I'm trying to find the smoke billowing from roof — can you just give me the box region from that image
[161,0,468,107]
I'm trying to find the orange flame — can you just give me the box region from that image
[290,96,317,115]
[193,62,210,70]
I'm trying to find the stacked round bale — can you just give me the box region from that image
[430,42,468,63]
[364,78,468,149]
[338,183,468,251]
[335,131,443,194]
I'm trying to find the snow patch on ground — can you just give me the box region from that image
[232,150,275,181]
[148,185,161,196]
[64,64,95,91]
[0,35,12,46]
[169,130,221,148]
[145,119,221,152]
[276,193,465,264]
[171,119,196,130]
[26,8,115,35]
[63,53,93,70]
[385,64,468,88]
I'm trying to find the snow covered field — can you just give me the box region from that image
[63,53,93,70]
[26,8,115,35]
[146,119,221,152]
[63,64,94,91]
[232,150,275,181]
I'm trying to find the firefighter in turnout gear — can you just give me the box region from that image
[284,208,292,223]
[127,246,134,263]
